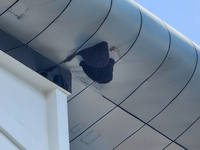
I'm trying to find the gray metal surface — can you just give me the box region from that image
[0,0,200,149]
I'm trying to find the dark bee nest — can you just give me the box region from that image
[77,41,109,68]
[80,58,115,84]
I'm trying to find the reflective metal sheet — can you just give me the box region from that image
[176,119,200,150]
[0,0,71,42]
[68,79,115,141]
[120,24,197,122]
[114,126,171,150]
[0,0,16,15]
[1,0,200,150]
[70,108,143,150]
[164,143,185,150]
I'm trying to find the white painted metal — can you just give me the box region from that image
[0,52,70,150]
[46,89,70,150]
[0,131,20,150]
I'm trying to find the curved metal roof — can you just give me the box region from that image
[0,0,200,149]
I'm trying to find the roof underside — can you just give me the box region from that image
[0,0,200,150]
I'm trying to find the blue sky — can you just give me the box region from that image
[134,0,200,45]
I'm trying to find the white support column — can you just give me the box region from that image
[46,89,70,150]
